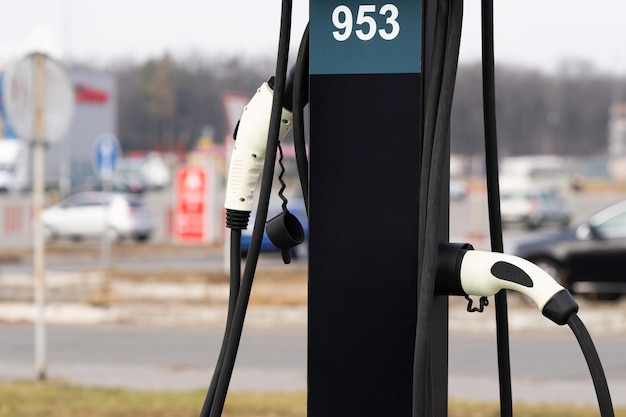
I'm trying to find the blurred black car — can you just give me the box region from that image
[509,199,626,299]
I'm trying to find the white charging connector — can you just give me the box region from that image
[460,251,564,311]
[224,82,293,214]
[437,244,578,325]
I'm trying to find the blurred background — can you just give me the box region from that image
[1,0,626,407]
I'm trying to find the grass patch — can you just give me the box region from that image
[0,381,624,417]
[449,399,626,417]
[0,381,305,417]
[0,380,202,417]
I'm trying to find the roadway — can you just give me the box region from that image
[0,324,625,406]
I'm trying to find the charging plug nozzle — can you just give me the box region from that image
[437,243,579,325]
[224,82,294,228]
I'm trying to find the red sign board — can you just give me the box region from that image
[175,167,207,242]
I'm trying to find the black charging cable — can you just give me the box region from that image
[414,0,463,415]
[292,23,310,215]
[198,229,241,416]
[480,0,513,416]
[568,314,615,417]
[198,1,293,415]
[414,0,450,414]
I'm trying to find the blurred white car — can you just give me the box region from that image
[500,188,571,230]
[41,192,154,242]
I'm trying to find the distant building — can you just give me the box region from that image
[0,67,117,192]
[64,69,118,181]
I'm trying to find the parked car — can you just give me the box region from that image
[509,199,626,299]
[41,192,154,243]
[240,200,308,259]
[500,188,571,229]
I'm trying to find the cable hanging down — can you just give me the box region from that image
[292,23,310,215]
[414,0,464,416]
[568,314,615,417]
[480,0,513,415]
[199,0,293,415]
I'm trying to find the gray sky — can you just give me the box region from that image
[1,0,626,73]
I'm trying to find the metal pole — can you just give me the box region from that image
[32,52,47,381]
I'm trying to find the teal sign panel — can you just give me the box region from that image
[310,0,422,75]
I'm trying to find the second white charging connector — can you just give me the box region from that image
[437,244,579,325]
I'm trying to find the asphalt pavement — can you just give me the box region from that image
[1,322,625,407]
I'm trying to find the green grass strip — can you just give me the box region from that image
[0,380,623,417]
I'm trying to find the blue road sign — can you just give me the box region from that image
[93,133,121,180]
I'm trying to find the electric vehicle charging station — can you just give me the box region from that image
[307,1,445,416]
[199,1,616,417]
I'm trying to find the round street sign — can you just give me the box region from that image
[92,133,121,180]
[2,52,74,143]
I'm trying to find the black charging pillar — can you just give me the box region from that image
[308,1,447,416]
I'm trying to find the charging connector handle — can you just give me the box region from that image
[224,82,293,214]
[437,244,578,325]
